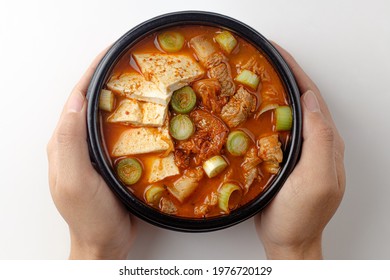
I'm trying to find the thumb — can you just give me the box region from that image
[47,89,94,190]
[297,90,336,178]
[55,88,88,154]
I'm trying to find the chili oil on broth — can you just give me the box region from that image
[100,25,291,218]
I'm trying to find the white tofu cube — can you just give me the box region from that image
[107,99,167,127]
[112,124,173,157]
[107,72,170,105]
[148,153,180,183]
[134,53,205,95]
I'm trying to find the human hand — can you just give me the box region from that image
[255,43,346,259]
[47,50,135,259]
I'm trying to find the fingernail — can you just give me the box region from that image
[303,90,320,112]
[67,91,85,113]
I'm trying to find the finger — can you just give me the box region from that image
[271,42,343,146]
[50,46,109,149]
[47,48,109,190]
[73,46,110,96]
[55,46,109,125]
[48,95,94,192]
[301,90,334,149]
[296,90,337,189]
[271,42,334,119]
[273,43,346,192]
[271,42,320,94]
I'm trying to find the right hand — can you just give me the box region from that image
[255,43,346,259]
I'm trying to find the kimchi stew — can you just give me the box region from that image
[99,25,292,218]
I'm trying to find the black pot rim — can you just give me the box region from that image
[87,10,302,232]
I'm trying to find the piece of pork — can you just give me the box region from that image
[208,63,235,96]
[242,146,262,192]
[159,197,177,215]
[205,52,227,68]
[190,35,235,96]
[190,35,224,67]
[168,167,204,203]
[221,87,257,128]
[192,79,228,114]
[258,134,283,174]
[175,109,229,167]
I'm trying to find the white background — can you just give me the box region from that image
[0,0,389,260]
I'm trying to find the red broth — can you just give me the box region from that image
[100,25,290,218]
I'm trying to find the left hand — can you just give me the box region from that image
[47,50,135,259]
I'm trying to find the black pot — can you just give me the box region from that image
[87,11,302,232]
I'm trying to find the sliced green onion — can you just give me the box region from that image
[169,114,195,140]
[235,69,260,90]
[218,183,242,212]
[226,131,250,156]
[171,86,197,114]
[215,31,238,54]
[157,31,185,52]
[203,155,228,178]
[145,184,165,206]
[275,106,292,131]
[99,89,115,112]
[116,158,142,185]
